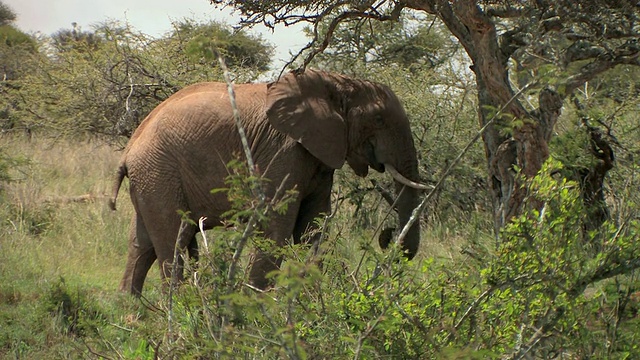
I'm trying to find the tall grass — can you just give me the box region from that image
[1,135,131,286]
[1,134,635,359]
[0,134,482,358]
[0,135,143,358]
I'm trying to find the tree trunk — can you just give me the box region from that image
[405,1,563,234]
[406,0,620,236]
[439,1,561,233]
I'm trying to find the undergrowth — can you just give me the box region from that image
[0,136,638,359]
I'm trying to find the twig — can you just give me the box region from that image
[370,179,397,211]
[443,274,532,344]
[393,300,430,335]
[81,338,115,360]
[240,331,283,346]
[353,186,405,280]
[280,4,404,75]
[137,292,163,314]
[167,219,191,344]
[259,301,301,359]
[214,47,260,188]
[124,73,134,115]
[109,322,133,332]
[210,46,271,288]
[227,214,259,286]
[353,311,386,360]
[212,46,287,345]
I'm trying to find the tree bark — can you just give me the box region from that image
[564,116,615,250]
[409,0,561,234]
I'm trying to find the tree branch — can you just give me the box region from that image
[485,5,525,18]
[299,7,404,70]
[563,39,640,96]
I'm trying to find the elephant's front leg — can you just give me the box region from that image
[292,173,333,256]
[248,171,333,290]
[248,208,300,290]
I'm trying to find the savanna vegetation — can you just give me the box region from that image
[1,0,639,358]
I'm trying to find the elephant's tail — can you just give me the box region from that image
[108,163,128,211]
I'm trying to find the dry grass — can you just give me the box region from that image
[1,134,135,290]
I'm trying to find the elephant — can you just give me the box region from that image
[109,69,426,296]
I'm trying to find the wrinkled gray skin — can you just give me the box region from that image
[110,69,422,295]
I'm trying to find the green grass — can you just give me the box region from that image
[0,135,638,359]
[0,135,148,358]
[0,134,476,358]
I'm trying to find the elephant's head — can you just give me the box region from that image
[266,69,423,259]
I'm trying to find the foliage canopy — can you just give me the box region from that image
[1,19,273,138]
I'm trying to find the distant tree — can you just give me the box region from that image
[11,19,273,138]
[51,23,103,53]
[0,1,38,133]
[170,19,273,71]
[0,1,36,80]
[0,1,16,26]
[0,24,36,81]
[0,2,33,187]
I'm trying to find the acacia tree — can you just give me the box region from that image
[12,20,272,138]
[0,1,38,132]
[210,0,640,233]
[308,12,460,75]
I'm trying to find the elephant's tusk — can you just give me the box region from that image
[384,163,432,190]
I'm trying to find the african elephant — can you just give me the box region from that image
[109,69,425,295]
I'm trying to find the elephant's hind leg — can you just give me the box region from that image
[141,215,198,290]
[165,220,198,288]
[120,213,156,296]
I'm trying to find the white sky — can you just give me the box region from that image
[5,0,306,69]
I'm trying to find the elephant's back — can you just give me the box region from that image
[122,81,273,204]
[128,81,267,140]
[129,82,268,146]
[170,81,268,116]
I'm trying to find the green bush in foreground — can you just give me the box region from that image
[115,158,638,359]
[1,139,638,359]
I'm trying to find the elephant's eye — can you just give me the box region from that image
[373,114,385,127]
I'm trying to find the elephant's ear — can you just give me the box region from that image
[266,70,347,169]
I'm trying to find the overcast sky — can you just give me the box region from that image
[5,0,306,69]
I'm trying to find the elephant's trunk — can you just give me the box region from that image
[395,181,420,259]
[384,161,421,259]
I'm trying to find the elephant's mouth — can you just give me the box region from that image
[348,139,384,176]
[365,140,385,172]
[371,161,385,172]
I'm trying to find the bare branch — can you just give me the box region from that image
[371,179,397,211]
[300,6,404,70]
[563,39,640,96]
[485,5,525,18]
